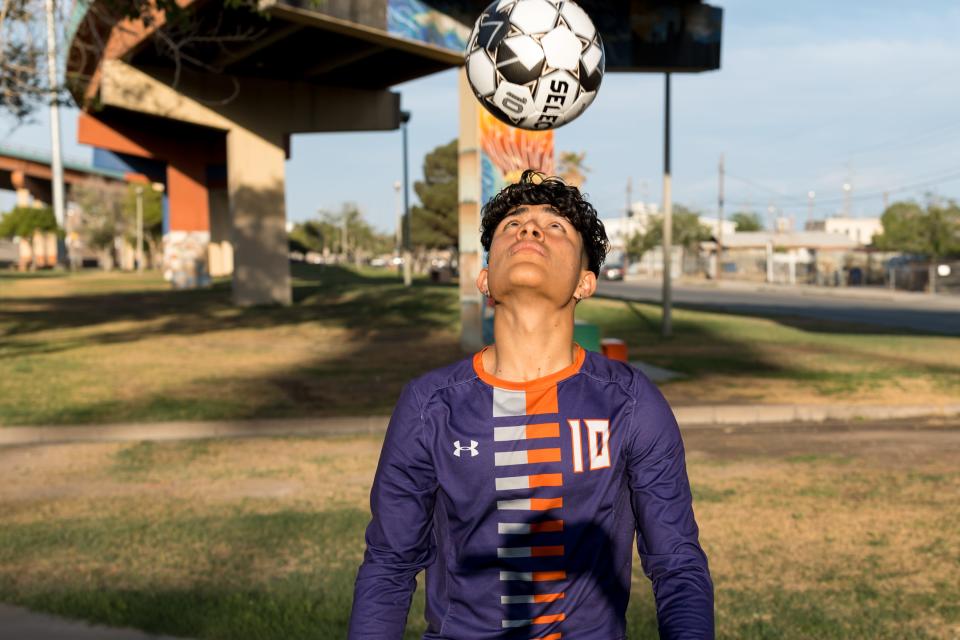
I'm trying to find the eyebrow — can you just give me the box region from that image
[504,205,561,219]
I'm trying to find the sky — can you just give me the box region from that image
[3,0,960,234]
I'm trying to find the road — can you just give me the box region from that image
[596,279,960,335]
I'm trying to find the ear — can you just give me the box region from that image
[575,270,598,302]
[476,267,489,296]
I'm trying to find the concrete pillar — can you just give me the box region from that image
[163,158,212,287]
[10,171,31,207]
[458,69,484,351]
[207,188,233,277]
[226,127,290,306]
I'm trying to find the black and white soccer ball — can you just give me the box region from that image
[465,0,605,130]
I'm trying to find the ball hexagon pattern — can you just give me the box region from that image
[465,0,604,130]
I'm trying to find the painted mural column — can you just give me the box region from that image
[226,127,291,307]
[165,157,212,288]
[458,69,484,352]
[458,69,555,350]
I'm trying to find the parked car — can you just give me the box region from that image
[600,263,624,280]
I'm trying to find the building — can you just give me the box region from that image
[805,217,883,246]
[711,230,859,284]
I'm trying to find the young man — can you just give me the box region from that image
[348,171,713,639]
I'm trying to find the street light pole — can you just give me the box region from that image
[717,153,724,280]
[661,73,673,337]
[401,110,412,287]
[44,0,66,263]
[135,185,144,272]
[394,181,402,251]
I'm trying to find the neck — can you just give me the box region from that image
[484,293,577,382]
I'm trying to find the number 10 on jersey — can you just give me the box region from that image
[567,419,611,472]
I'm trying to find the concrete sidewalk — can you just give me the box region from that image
[2,402,959,447]
[0,603,184,640]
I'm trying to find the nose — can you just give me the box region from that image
[518,219,543,240]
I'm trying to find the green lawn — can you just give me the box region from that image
[1,266,958,426]
[0,431,956,639]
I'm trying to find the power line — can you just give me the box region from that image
[727,167,960,209]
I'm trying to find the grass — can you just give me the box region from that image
[0,430,957,639]
[2,266,959,426]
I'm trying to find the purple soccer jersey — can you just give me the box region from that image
[348,346,713,639]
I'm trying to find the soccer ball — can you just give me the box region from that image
[465,0,605,130]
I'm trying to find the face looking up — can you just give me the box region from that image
[477,203,596,307]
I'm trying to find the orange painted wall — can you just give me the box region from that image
[78,112,217,233]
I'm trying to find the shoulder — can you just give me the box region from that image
[404,354,479,407]
[578,350,662,405]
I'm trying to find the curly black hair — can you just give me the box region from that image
[480,170,609,276]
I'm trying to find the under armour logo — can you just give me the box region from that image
[454,440,479,457]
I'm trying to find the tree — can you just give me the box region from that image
[874,199,960,292]
[0,205,57,238]
[557,151,588,188]
[627,205,712,259]
[410,139,458,249]
[70,178,127,269]
[2,0,264,121]
[122,183,164,265]
[731,211,763,232]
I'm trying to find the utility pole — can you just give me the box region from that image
[44,0,66,263]
[401,110,412,287]
[882,191,889,212]
[842,181,852,217]
[661,73,673,338]
[717,153,724,280]
[807,191,815,228]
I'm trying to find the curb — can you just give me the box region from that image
[2,403,960,447]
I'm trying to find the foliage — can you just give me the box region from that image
[292,204,393,257]
[1,0,263,120]
[70,178,128,252]
[731,211,763,232]
[626,205,712,259]
[557,151,588,188]
[0,206,57,238]
[410,139,458,249]
[873,200,960,258]
[122,184,164,245]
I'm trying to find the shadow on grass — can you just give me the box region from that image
[0,264,457,356]
[0,264,466,424]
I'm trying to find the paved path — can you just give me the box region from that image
[597,278,960,335]
[0,603,184,640]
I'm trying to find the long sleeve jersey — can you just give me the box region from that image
[348,345,713,640]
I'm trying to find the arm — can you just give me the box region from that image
[627,376,714,639]
[348,383,438,639]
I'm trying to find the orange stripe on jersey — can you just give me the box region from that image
[528,473,563,488]
[532,571,566,581]
[533,593,565,603]
[532,613,566,624]
[526,422,560,439]
[529,497,563,510]
[530,519,564,533]
[526,385,559,415]
[531,545,564,557]
[527,448,562,463]
[533,634,562,640]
